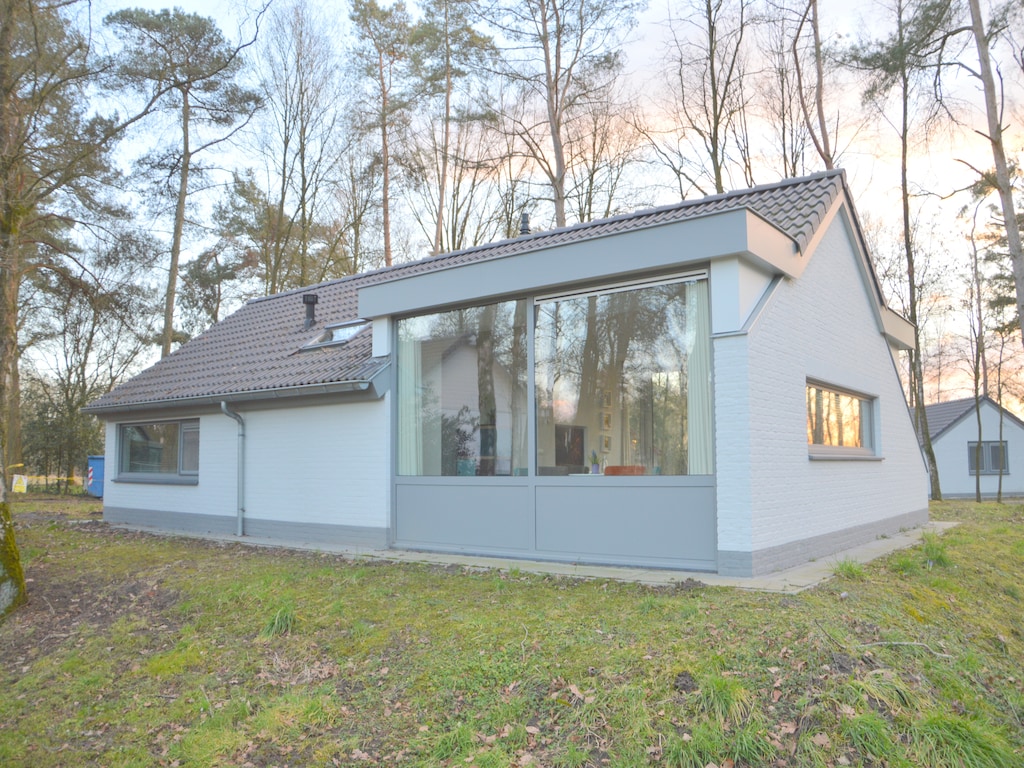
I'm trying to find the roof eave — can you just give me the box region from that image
[359,208,801,318]
[84,371,388,417]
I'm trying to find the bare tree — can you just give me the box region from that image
[565,88,649,221]
[488,0,644,226]
[964,0,1024,347]
[849,0,963,500]
[791,0,836,169]
[251,0,348,289]
[756,3,813,177]
[409,0,493,253]
[649,0,760,196]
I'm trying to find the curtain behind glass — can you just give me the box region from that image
[686,281,713,474]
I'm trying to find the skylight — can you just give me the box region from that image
[305,320,369,349]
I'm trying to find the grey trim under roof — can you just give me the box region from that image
[85,170,855,414]
[924,396,1024,441]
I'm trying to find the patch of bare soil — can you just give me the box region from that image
[0,517,184,678]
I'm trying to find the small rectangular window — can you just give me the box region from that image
[968,441,1008,475]
[119,420,200,480]
[807,382,874,454]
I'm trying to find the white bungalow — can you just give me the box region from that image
[85,170,929,577]
[925,396,1024,499]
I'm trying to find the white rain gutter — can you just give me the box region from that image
[220,402,246,537]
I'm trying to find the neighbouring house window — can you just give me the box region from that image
[119,420,200,477]
[968,441,1008,475]
[397,300,528,476]
[535,275,712,476]
[806,383,873,453]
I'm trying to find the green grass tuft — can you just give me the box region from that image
[695,673,753,724]
[832,557,866,580]
[921,531,952,568]
[260,604,297,638]
[909,712,1018,768]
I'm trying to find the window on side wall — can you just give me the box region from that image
[968,441,1008,475]
[118,420,200,482]
[806,382,875,458]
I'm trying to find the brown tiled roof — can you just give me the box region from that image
[86,170,848,413]
[924,396,1024,441]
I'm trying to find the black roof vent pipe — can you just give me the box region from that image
[303,293,318,329]
[519,213,531,236]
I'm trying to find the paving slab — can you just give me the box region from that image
[123,520,958,595]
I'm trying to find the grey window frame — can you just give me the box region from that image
[968,440,1009,476]
[303,319,370,350]
[806,380,877,459]
[116,419,200,485]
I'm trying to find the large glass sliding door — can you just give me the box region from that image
[534,275,712,476]
[396,301,528,476]
[393,274,716,569]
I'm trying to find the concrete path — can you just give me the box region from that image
[144,520,959,595]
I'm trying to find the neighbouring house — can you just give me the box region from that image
[925,396,1024,499]
[84,170,930,577]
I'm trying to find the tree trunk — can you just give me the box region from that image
[0,471,27,619]
[974,398,982,503]
[378,51,393,267]
[899,68,941,500]
[7,349,21,471]
[476,304,496,475]
[967,0,1024,347]
[162,90,192,357]
[433,0,452,255]
[793,0,834,170]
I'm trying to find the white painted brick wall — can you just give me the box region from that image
[245,399,389,527]
[932,401,1024,497]
[715,211,929,554]
[712,335,753,553]
[103,414,238,517]
[102,398,391,530]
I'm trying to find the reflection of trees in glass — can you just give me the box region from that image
[807,385,864,448]
[536,279,706,475]
[398,299,526,476]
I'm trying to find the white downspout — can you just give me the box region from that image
[220,402,246,536]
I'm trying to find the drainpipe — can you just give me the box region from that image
[220,402,246,536]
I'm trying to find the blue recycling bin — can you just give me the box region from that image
[86,455,105,498]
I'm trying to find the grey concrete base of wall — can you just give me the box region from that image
[938,493,1024,500]
[103,507,388,550]
[717,507,930,577]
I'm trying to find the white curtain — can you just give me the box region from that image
[397,336,422,475]
[686,280,714,474]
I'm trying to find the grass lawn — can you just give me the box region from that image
[1,496,1022,767]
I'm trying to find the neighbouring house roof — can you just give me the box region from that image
[924,396,1024,442]
[85,170,864,415]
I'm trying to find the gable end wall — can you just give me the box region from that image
[716,208,928,575]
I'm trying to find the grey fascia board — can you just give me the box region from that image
[880,307,916,351]
[358,208,801,318]
[83,377,381,417]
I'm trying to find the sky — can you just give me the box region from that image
[86,0,1024,403]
